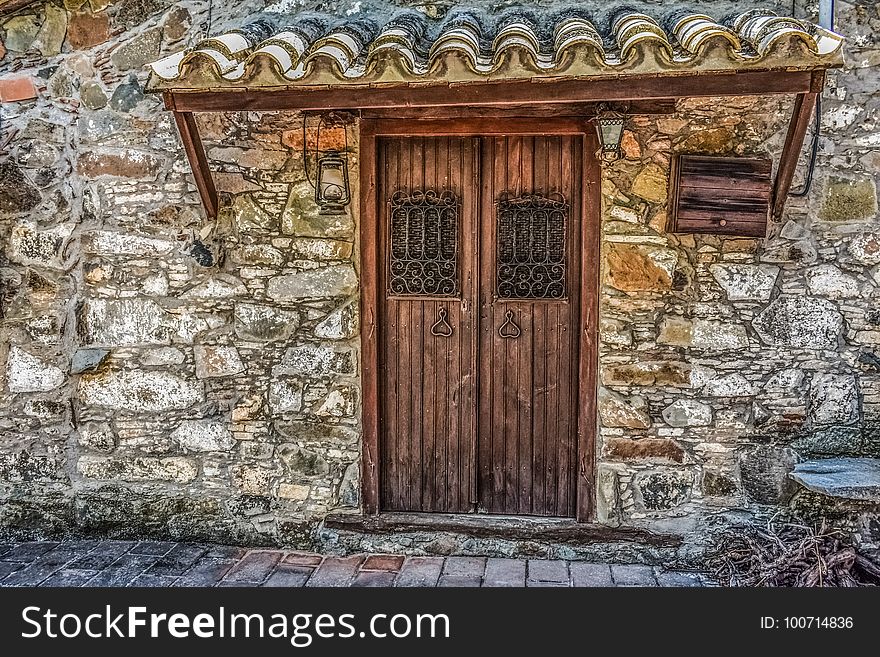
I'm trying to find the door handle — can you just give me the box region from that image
[430,307,454,337]
[498,309,521,339]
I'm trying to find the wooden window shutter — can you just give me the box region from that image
[669,155,772,237]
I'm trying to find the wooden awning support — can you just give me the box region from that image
[165,68,827,222]
[771,72,825,219]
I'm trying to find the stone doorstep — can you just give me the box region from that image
[789,457,880,502]
[323,511,682,548]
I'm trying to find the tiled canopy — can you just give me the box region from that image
[146,8,844,91]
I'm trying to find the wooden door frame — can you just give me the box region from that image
[359,117,600,522]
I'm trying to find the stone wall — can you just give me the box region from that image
[1,0,879,554]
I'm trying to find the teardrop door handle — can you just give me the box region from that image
[430,307,454,337]
[498,309,521,339]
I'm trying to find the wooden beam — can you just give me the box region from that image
[0,0,40,15]
[771,90,819,220]
[359,126,380,516]
[361,117,589,137]
[167,69,816,112]
[360,99,677,119]
[172,110,219,219]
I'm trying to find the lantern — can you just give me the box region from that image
[594,104,626,162]
[315,150,350,215]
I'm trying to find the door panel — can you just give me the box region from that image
[478,136,582,517]
[378,137,479,513]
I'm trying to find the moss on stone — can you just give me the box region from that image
[820,177,878,222]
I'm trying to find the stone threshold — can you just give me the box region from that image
[323,512,682,547]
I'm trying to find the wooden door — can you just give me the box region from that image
[378,137,480,513]
[478,136,581,517]
[377,134,582,518]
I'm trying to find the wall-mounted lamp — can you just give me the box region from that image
[303,113,351,215]
[594,104,626,162]
[315,151,350,215]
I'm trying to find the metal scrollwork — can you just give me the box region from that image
[389,189,459,297]
[498,309,522,339]
[496,193,568,300]
[430,307,454,337]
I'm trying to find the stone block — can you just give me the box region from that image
[77,455,198,483]
[701,470,738,497]
[78,423,116,452]
[598,388,651,428]
[602,361,692,387]
[84,231,174,257]
[77,150,162,179]
[805,264,861,299]
[792,426,863,456]
[849,232,880,266]
[181,275,247,300]
[0,161,41,213]
[596,465,621,525]
[229,194,280,233]
[283,182,354,238]
[290,238,353,261]
[635,470,693,510]
[194,345,245,379]
[740,445,800,504]
[661,399,712,427]
[80,298,171,346]
[820,177,877,222]
[234,303,300,342]
[604,437,684,463]
[71,348,110,374]
[0,451,61,482]
[110,27,161,71]
[232,466,278,495]
[67,10,110,49]
[281,345,356,376]
[171,420,235,452]
[658,316,748,350]
[809,373,859,426]
[703,373,755,397]
[313,386,357,417]
[605,243,678,292]
[267,265,358,301]
[278,445,329,477]
[631,163,667,203]
[278,483,311,500]
[269,379,303,413]
[789,458,880,501]
[5,346,65,393]
[0,76,37,102]
[79,370,203,412]
[752,296,843,349]
[8,221,72,269]
[2,15,40,52]
[709,263,779,302]
[314,300,359,339]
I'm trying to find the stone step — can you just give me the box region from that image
[789,458,880,502]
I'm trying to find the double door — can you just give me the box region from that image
[378,134,584,517]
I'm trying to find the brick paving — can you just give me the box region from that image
[0,540,711,587]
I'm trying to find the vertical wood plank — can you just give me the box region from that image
[358,122,380,515]
[577,127,599,522]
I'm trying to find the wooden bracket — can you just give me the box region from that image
[771,71,825,220]
[171,108,218,219]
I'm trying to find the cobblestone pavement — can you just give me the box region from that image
[0,540,711,587]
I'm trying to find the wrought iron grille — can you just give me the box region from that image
[389,189,459,297]
[496,193,568,299]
